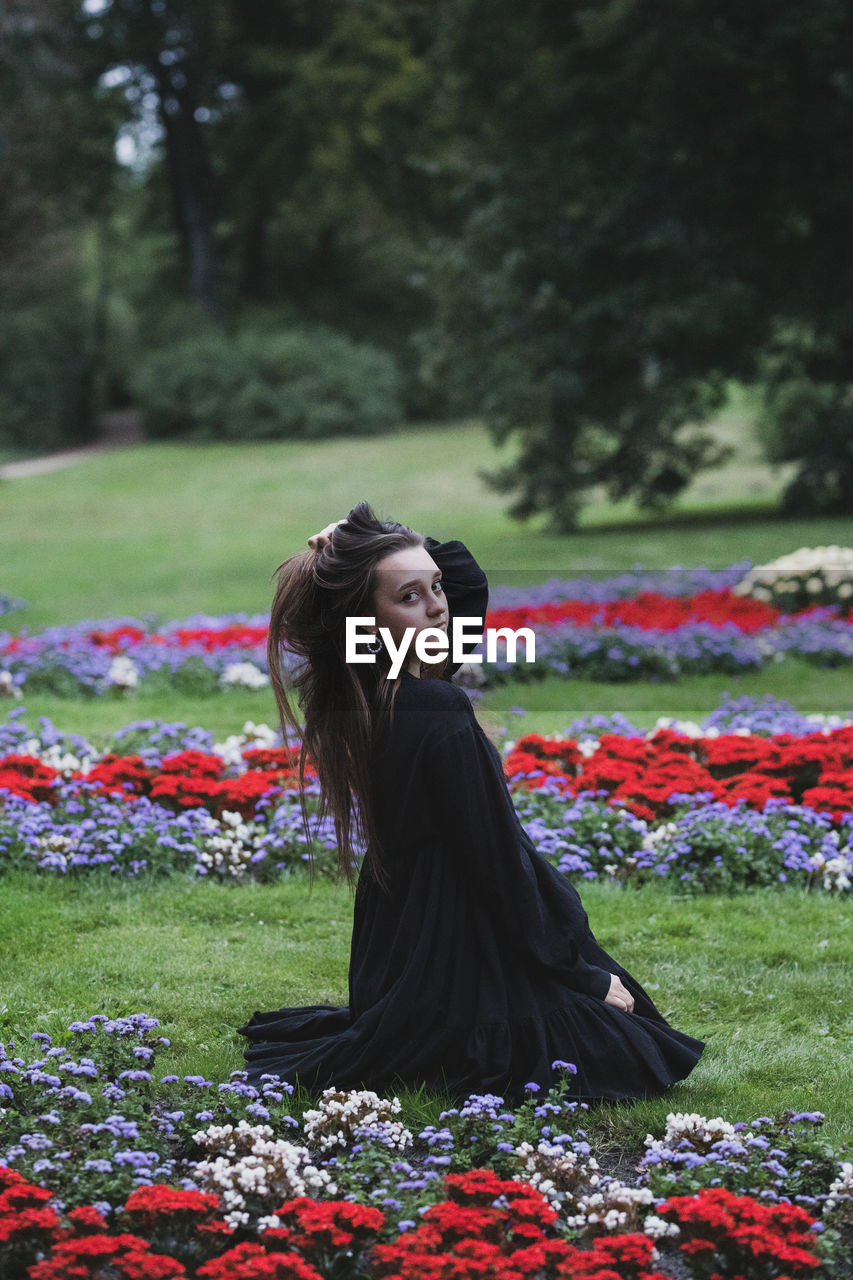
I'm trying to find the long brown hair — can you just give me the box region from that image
[267,501,425,882]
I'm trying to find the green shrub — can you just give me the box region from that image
[131,324,402,440]
[0,276,94,453]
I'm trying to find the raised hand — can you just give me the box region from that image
[307,520,348,552]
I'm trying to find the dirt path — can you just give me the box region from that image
[0,410,145,479]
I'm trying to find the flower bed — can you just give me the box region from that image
[1,1014,851,1278]
[1,698,851,890]
[3,559,853,696]
[734,545,853,613]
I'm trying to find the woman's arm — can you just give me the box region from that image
[424,538,488,624]
[424,537,489,677]
[422,685,613,999]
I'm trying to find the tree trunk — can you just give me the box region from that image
[156,73,221,320]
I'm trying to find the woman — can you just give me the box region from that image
[238,503,704,1101]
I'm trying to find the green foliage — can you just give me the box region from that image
[431,0,853,528]
[130,324,403,440]
[0,1,117,451]
[143,658,221,699]
[0,261,94,453]
[758,325,853,516]
[81,0,441,406]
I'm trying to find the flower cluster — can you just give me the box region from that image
[734,545,853,613]
[191,1121,336,1229]
[4,560,853,694]
[507,719,853,817]
[2,1014,851,1276]
[302,1090,413,1154]
[1,698,850,889]
[0,614,271,699]
[369,1168,667,1279]
[503,710,853,890]
[657,1186,823,1279]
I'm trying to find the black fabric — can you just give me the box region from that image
[238,540,704,1101]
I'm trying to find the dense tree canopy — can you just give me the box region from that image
[2,0,851,515]
[430,0,853,524]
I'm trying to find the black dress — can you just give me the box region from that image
[238,540,704,1101]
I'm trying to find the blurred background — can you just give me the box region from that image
[1,0,852,625]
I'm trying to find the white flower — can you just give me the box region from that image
[302,1088,412,1152]
[198,813,264,879]
[822,854,852,893]
[511,1140,600,1212]
[645,1112,736,1154]
[107,656,139,690]
[0,670,21,698]
[213,721,279,766]
[644,1214,680,1240]
[735,546,853,605]
[192,1121,336,1225]
[566,1180,654,1237]
[220,663,270,690]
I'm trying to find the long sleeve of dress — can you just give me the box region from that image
[420,681,612,999]
[423,537,488,676]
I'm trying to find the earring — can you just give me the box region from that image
[366,634,383,654]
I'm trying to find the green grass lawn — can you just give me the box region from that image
[3,873,851,1146]
[2,417,851,631]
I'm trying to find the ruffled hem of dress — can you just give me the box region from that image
[236,994,704,1104]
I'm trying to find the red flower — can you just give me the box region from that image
[196,1241,323,1279]
[27,1231,187,1279]
[485,588,783,634]
[271,1197,384,1253]
[0,755,60,803]
[149,775,227,812]
[159,751,225,778]
[242,748,302,772]
[0,1205,62,1247]
[658,1187,821,1278]
[122,1184,222,1228]
[514,735,583,773]
[86,755,153,797]
[88,626,147,653]
[800,785,853,822]
[702,736,775,775]
[65,1204,109,1235]
[170,625,268,652]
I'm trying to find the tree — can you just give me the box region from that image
[83,0,441,403]
[81,0,232,319]
[0,0,118,448]
[431,0,853,527]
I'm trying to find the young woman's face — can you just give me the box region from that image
[370,545,448,676]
